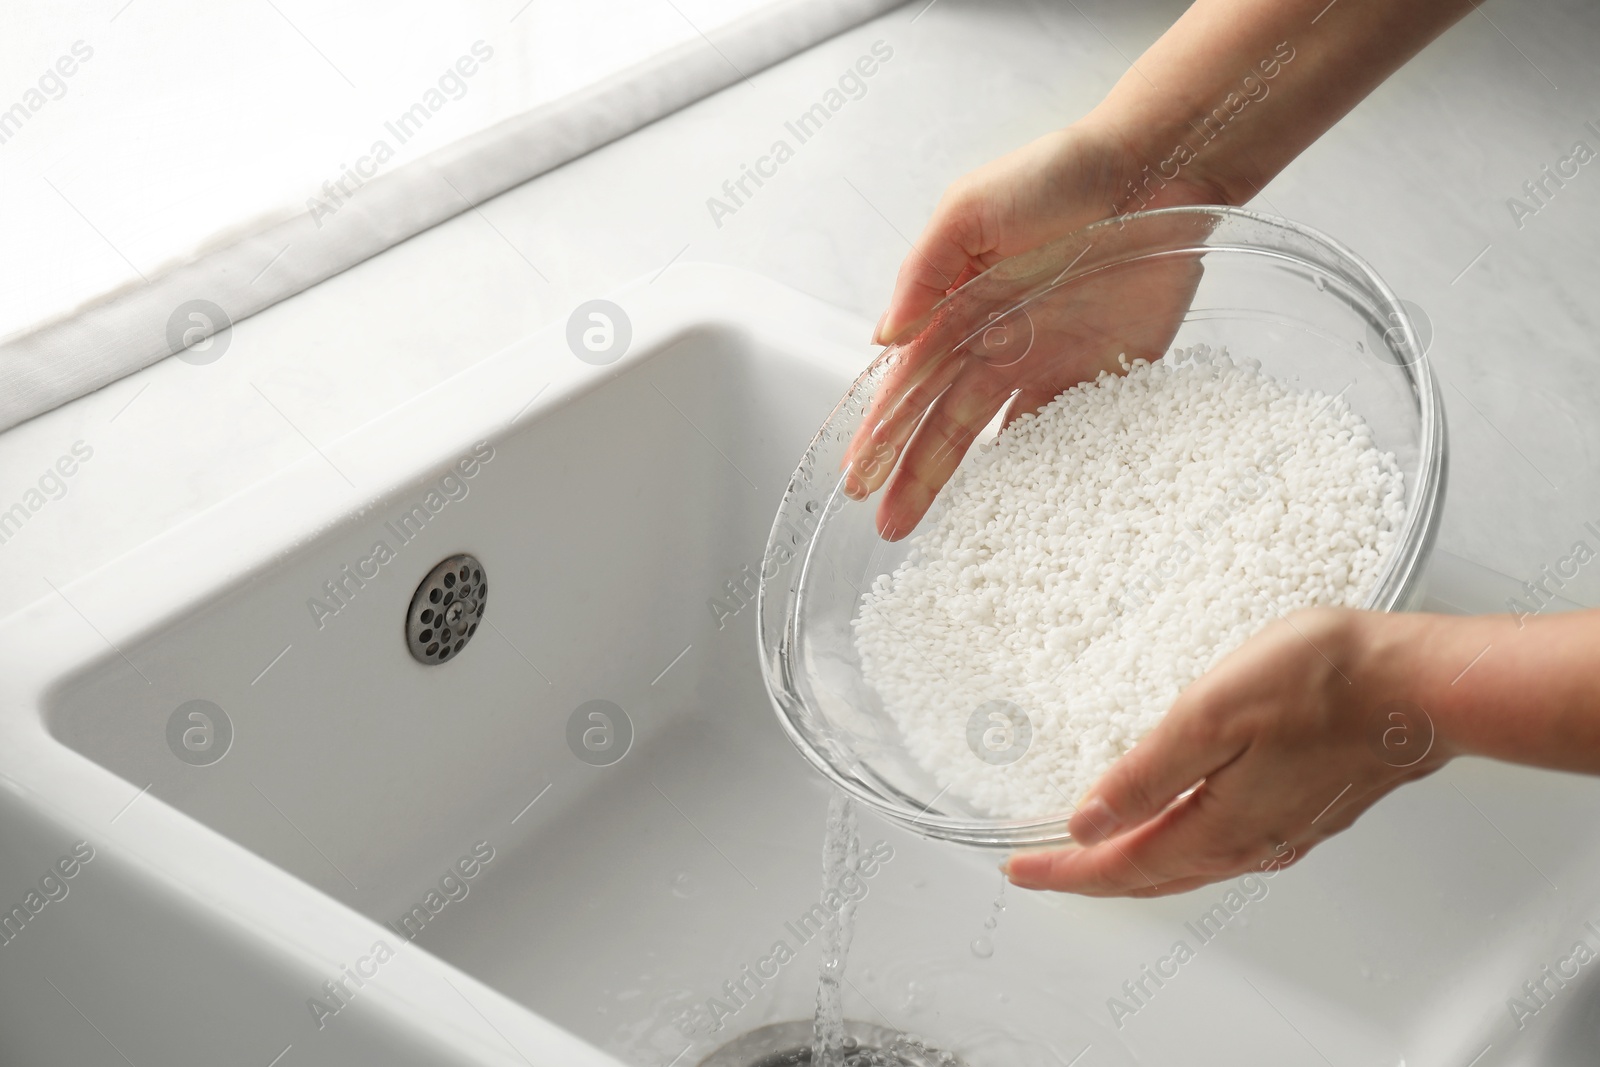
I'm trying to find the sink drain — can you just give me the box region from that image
[696,1020,964,1067]
[406,554,487,664]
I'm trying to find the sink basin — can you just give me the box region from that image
[2,265,1597,1066]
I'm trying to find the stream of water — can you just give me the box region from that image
[812,792,861,1067]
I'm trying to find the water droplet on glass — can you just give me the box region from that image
[970,937,995,958]
[1314,274,1327,291]
[670,871,694,898]
[806,500,821,514]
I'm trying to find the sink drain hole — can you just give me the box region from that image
[407,554,487,664]
[696,1021,965,1067]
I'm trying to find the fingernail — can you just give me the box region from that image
[1070,795,1121,842]
[843,472,866,500]
[878,312,903,347]
[1003,851,1047,888]
[871,310,889,346]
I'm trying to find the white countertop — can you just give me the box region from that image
[2,0,1598,622]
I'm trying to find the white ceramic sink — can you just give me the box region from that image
[2,266,1597,1066]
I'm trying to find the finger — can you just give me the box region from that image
[874,251,958,348]
[1210,778,1404,882]
[843,329,1037,503]
[843,340,958,478]
[875,372,1017,539]
[1057,742,1371,894]
[846,272,1004,484]
[1005,843,1227,898]
[1005,816,1176,895]
[849,254,1051,486]
[1123,874,1229,899]
[1008,848,1229,897]
[874,205,992,346]
[1067,689,1246,843]
[1000,384,1068,430]
[1013,759,1418,897]
[1013,790,1243,894]
[842,351,964,499]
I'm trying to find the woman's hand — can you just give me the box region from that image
[843,121,1233,541]
[868,122,1227,349]
[1005,608,1452,897]
[843,0,1481,545]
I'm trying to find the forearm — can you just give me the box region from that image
[1082,0,1475,210]
[1369,609,1600,774]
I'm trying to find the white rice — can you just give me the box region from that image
[852,348,1405,818]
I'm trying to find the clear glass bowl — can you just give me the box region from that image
[757,206,1447,849]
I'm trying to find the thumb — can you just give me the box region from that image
[1066,698,1243,843]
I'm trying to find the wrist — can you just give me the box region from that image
[1076,98,1252,217]
[1350,610,1470,768]
[1350,608,1581,768]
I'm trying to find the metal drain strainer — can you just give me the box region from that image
[696,1020,965,1067]
[406,554,487,664]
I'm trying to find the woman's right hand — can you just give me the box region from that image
[844,120,1233,540]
